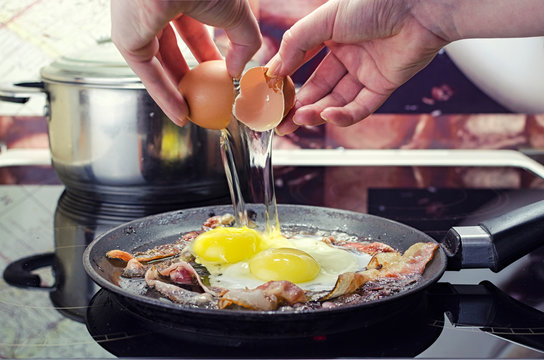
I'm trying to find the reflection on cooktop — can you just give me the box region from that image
[86,280,544,358]
[3,178,544,359]
[86,287,442,358]
[368,188,544,240]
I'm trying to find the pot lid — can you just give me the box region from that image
[40,40,144,87]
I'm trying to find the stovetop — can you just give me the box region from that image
[1,164,544,359]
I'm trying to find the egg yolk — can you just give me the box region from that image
[248,248,320,283]
[192,226,263,264]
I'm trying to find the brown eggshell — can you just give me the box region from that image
[234,66,295,132]
[178,60,234,130]
[282,75,296,117]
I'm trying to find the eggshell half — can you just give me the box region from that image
[234,66,295,132]
[282,75,296,117]
[178,60,235,130]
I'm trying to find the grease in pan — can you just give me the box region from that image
[105,213,438,311]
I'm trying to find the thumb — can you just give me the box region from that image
[266,1,338,76]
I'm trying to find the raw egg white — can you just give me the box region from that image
[178,60,234,130]
[190,227,371,292]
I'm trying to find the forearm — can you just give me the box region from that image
[413,0,544,42]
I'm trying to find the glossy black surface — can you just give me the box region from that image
[2,165,544,358]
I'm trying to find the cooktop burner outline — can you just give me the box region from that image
[2,161,544,359]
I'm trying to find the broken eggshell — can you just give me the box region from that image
[234,66,295,132]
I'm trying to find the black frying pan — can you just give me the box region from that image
[83,201,544,340]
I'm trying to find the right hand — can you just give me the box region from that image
[266,0,449,135]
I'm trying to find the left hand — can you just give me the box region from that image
[111,0,261,126]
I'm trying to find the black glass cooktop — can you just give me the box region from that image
[1,165,544,358]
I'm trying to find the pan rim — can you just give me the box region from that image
[82,203,447,319]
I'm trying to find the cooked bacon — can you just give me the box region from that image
[202,214,235,230]
[122,258,147,277]
[319,242,438,301]
[218,280,307,311]
[367,242,439,276]
[160,262,194,285]
[106,249,134,262]
[396,242,439,275]
[106,245,191,279]
[177,231,200,243]
[339,241,396,255]
[318,271,376,301]
[107,242,189,264]
[218,288,275,311]
[145,266,215,307]
[259,280,308,303]
[366,252,402,271]
[132,243,187,262]
[158,260,219,296]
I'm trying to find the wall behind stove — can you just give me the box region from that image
[0,0,111,115]
[1,0,543,152]
[237,1,544,152]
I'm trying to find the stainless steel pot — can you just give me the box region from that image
[1,41,247,205]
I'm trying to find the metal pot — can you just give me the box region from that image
[1,41,247,205]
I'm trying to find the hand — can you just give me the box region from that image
[111,0,262,126]
[266,0,448,135]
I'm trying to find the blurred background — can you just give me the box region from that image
[1,0,544,182]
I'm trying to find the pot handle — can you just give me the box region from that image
[441,199,544,272]
[2,253,55,289]
[0,82,45,104]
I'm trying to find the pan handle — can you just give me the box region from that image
[441,199,544,272]
[2,253,55,289]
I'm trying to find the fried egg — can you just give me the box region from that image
[190,227,371,292]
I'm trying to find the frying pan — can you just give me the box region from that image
[83,201,544,340]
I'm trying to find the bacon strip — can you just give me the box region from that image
[218,280,307,311]
[398,242,439,275]
[145,266,215,307]
[318,271,377,301]
[122,258,147,277]
[202,214,235,230]
[367,242,439,276]
[177,231,200,244]
[340,241,397,255]
[158,260,218,296]
[132,243,187,262]
[159,262,195,285]
[319,242,438,301]
[107,243,189,263]
[106,250,134,262]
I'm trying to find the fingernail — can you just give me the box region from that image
[320,111,329,122]
[292,114,302,126]
[275,121,299,136]
[171,118,186,127]
[266,55,281,77]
